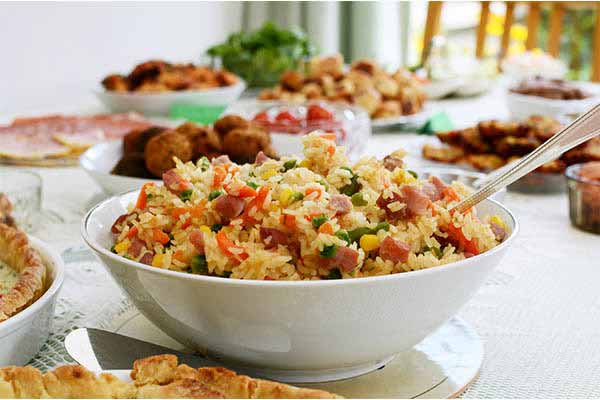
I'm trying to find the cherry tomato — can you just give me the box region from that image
[253,111,270,122]
[307,104,334,121]
[275,111,299,124]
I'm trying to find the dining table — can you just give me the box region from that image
[2,83,600,398]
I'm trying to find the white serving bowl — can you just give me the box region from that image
[82,190,517,382]
[0,236,65,366]
[506,90,600,120]
[80,141,159,195]
[95,81,246,116]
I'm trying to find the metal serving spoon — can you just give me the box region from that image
[452,103,600,213]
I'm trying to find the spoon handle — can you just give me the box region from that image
[452,102,600,213]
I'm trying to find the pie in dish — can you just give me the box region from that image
[0,354,340,398]
[0,201,46,322]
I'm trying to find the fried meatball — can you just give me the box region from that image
[422,144,465,163]
[123,126,167,155]
[174,122,221,159]
[222,127,272,164]
[309,54,344,79]
[213,115,250,138]
[111,152,154,179]
[144,131,193,177]
[351,59,379,76]
[280,71,305,91]
[354,87,382,116]
[102,74,129,92]
[372,101,402,119]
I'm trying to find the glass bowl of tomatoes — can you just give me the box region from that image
[226,100,371,160]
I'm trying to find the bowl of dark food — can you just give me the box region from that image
[97,60,245,116]
[80,115,277,195]
[82,133,517,382]
[566,162,600,234]
[422,116,600,193]
[507,76,599,120]
[226,100,371,160]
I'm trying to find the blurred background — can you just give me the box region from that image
[2,1,598,112]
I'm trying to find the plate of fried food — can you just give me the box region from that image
[97,60,246,116]
[258,54,429,128]
[0,113,155,166]
[80,114,277,195]
[422,115,600,193]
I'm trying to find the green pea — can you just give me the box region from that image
[110,245,117,254]
[325,268,342,280]
[222,271,232,278]
[191,255,208,274]
[291,192,304,202]
[312,215,328,229]
[335,230,351,244]
[247,181,259,190]
[199,157,210,171]
[320,244,338,258]
[348,227,372,242]
[208,190,223,201]
[179,189,193,202]
[407,170,418,179]
[351,192,368,206]
[374,221,390,232]
[211,224,223,232]
[281,159,297,172]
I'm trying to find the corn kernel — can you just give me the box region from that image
[114,240,131,254]
[261,169,277,180]
[299,159,310,168]
[359,234,380,252]
[393,170,415,185]
[490,215,506,230]
[279,188,294,206]
[199,225,211,234]
[152,254,165,267]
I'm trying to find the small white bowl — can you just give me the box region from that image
[422,78,465,99]
[82,190,517,382]
[0,236,65,366]
[95,81,246,116]
[80,141,159,195]
[506,90,600,120]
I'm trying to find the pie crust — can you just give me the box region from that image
[0,354,341,398]
[0,222,46,322]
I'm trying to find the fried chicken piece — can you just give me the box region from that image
[144,131,193,177]
[136,81,170,92]
[308,54,344,79]
[496,136,540,157]
[526,115,562,142]
[422,144,465,163]
[301,83,323,99]
[221,127,273,164]
[372,100,402,119]
[374,75,399,98]
[436,130,464,147]
[213,115,250,139]
[354,87,382,116]
[345,69,374,92]
[562,137,600,164]
[460,127,490,153]
[215,70,239,86]
[351,59,379,76]
[0,194,15,227]
[123,127,167,155]
[477,120,522,138]
[466,154,506,171]
[127,60,169,90]
[101,74,129,92]
[535,159,567,173]
[280,71,305,92]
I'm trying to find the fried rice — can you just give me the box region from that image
[110,132,508,280]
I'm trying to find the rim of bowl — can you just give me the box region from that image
[0,236,65,332]
[94,79,246,98]
[81,189,519,288]
[565,163,600,186]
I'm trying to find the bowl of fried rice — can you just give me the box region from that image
[82,133,517,382]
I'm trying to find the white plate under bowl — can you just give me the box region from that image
[90,309,482,396]
[81,189,517,382]
[0,236,65,366]
[80,141,159,195]
[371,106,431,129]
[95,81,246,116]
[506,86,600,120]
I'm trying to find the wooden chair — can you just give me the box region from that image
[421,1,600,81]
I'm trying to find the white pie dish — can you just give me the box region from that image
[95,81,246,116]
[506,87,600,120]
[81,189,518,382]
[0,236,65,366]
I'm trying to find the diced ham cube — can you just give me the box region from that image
[214,194,245,220]
[139,252,154,265]
[383,155,404,171]
[254,151,271,166]
[379,236,410,263]
[189,229,206,254]
[162,169,192,194]
[329,194,352,215]
[211,155,231,166]
[260,227,288,249]
[327,246,359,272]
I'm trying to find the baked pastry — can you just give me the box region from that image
[0,354,341,398]
[0,201,46,322]
[0,194,15,227]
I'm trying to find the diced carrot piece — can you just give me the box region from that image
[213,166,226,188]
[320,133,337,141]
[173,250,188,263]
[216,230,248,262]
[190,199,207,219]
[171,207,187,219]
[136,183,154,209]
[126,226,138,239]
[305,187,322,198]
[327,145,335,156]
[442,187,460,202]
[152,229,171,245]
[318,222,334,235]
[242,186,270,225]
[281,214,296,229]
[446,223,479,255]
[181,218,191,229]
[226,183,257,198]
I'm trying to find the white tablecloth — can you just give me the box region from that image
[5,90,600,398]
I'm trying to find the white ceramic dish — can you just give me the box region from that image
[80,141,159,195]
[370,107,431,129]
[506,89,600,120]
[95,81,246,116]
[0,236,65,366]
[82,190,517,382]
[422,79,464,99]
